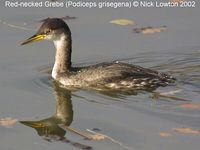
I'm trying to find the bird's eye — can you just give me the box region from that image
[45,29,52,34]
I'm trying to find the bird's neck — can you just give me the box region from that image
[52,33,72,79]
[53,82,73,124]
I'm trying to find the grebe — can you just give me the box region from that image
[21,18,175,90]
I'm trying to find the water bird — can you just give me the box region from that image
[21,18,175,90]
[20,82,104,142]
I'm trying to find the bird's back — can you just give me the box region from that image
[57,62,175,90]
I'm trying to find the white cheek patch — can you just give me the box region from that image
[53,34,66,50]
[45,34,53,40]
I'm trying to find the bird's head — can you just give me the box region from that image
[21,18,71,45]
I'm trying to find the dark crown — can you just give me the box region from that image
[37,18,71,34]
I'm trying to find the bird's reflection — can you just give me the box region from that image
[20,82,73,141]
[20,81,92,149]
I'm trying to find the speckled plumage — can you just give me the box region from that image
[22,18,175,91]
[57,62,175,90]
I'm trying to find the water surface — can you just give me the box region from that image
[0,0,200,150]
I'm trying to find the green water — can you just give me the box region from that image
[0,0,200,150]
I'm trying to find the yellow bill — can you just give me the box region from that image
[20,121,44,128]
[21,34,46,45]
